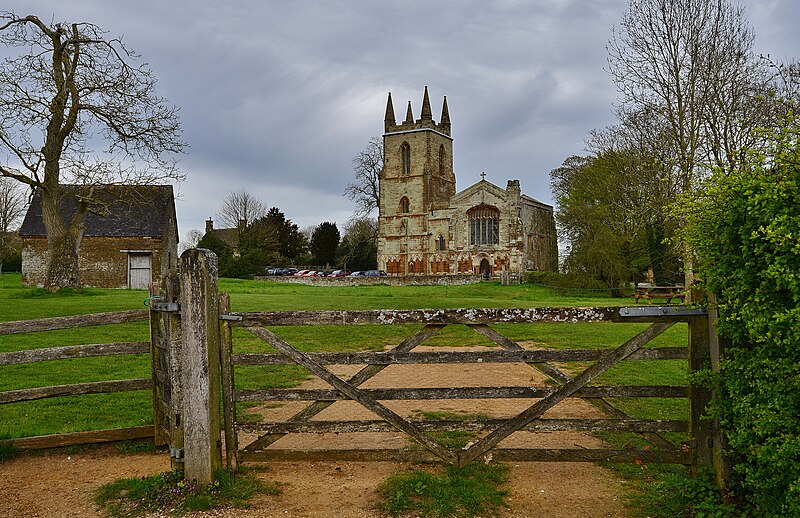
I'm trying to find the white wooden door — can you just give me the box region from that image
[128,253,152,289]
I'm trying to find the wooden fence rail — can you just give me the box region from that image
[0,311,153,450]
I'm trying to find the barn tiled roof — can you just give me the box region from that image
[19,184,177,238]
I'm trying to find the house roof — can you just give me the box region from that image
[19,184,177,239]
[210,227,240,249]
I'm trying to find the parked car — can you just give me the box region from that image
[363,270,387,277]
[301,270,318,277]
[348,271,364,277]
[329,269,351,277]
[282,268,298,276]
[294,270,310,276]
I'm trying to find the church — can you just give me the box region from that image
[377,87,558,278]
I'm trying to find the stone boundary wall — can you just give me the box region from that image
[256,275,484,287]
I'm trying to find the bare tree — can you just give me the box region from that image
[180,228,203,254]
[0,177,25,232]
[216,189,266,229]
[0,13,185,289]
[607,0,760,190]
[606,0,762,292]
[344,136,382,217]
[0,177,25,273]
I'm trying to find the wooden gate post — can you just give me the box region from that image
[689,314,714,474]
[180,249,223,484]
[149,272,184,470]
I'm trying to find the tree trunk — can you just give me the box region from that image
[40,186,83,291]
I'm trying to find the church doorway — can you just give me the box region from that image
[479,258,491,280]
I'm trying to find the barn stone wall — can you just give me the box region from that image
[22,236,169,288]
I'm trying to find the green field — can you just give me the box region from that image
[0,272,688,442]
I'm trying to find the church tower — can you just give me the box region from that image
[378,87,455,274]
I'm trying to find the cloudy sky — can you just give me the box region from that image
[4,1,800,239]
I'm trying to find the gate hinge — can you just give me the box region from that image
[619,306,707,317]
[169,446,184,459]
[150,302,181,312]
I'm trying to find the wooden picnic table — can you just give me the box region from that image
[633,284,685,304]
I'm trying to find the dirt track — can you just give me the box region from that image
[0,347,631,517]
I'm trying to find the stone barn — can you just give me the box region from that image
[377,87,558,277]
[19,185,178,289]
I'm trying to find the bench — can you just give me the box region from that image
[633,284,685,304]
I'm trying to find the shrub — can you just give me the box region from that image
[680,115,800,514]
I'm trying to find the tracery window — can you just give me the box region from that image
[401,142,411,175]
[468,205,500,246]
[400,196,410,213]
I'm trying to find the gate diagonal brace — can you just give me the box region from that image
[241,324,444,453]
[459,321,673,466]
[468,323,678,451]
[245,326,458,464]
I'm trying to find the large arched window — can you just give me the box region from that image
[401,142,411,175]
[438,145,446,176]
[400,196,410,213]
[468,205,500,246]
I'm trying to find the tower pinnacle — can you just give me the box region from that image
[440,95,451,131]
[404,100,414,124]
[420,85,433,121]
[384,92,396,132]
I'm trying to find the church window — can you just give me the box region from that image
[468,205,500,246]
[401,142,411,175]
[437,234,446,251]
[400,196,410,213]
[438,145,446,176]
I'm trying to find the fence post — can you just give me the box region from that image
[180,248,222,484]
[149,272,183,472]
[689,314,714,474]
[149,280,168,447]
[707,294,730,489]
[218,292,239,471]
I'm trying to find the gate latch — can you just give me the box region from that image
[619,306,707,317]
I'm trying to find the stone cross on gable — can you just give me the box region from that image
[480,172,486,180]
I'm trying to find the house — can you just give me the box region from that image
[202,218,244,256]
[377,87,558,277]
[19,184,178,289]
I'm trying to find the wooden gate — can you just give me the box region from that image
[220,307,713,469]
[153,249,719,484]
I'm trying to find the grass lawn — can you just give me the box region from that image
[0,272,700,516]
[0,272,688,442]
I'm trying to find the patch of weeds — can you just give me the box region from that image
[62,444,88,455]
[378,462,509,517]
[236,402,284,423]
[607,462,738,518]
[95,468,280,517]
[0,436,17,462]
[411,411,487,450]
[115,439,162,455]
